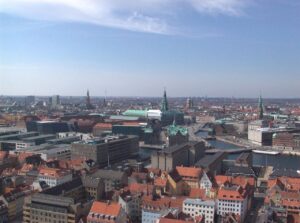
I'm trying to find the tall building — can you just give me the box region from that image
[258,94,264,120]
[25,96,35,107]
[86,90,94,109]
[50,95,60,109]
[161,88,169,112]
[185,97,193,110]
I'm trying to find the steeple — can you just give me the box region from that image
[258,94,264,120]
[86,89,93,109]
[161,88,169,112]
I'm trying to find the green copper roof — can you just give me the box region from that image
[167,123,188,136]
[122,109,148,117]
[161,89,169,112]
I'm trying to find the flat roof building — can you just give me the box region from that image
[71,135,139,167]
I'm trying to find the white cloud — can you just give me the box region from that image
[0,0,250,34]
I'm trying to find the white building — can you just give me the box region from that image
[248,120,270,145]
[200,172,213,195]
[217,185,249,222]
[183,198,215,223]
[38,168,72,187]
[147,110,162,120]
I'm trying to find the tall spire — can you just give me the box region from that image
[161,87,169,112]
[258,94,264,120]
[86,89,93,109]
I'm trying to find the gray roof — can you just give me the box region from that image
[183,198,215,206]
[225,166,256,177]
[91,169,126,180]
[42,178,83,196]
[31,193,74,208]
[23,134,55,141]
[195,152,226,168]
[82,175,103,188]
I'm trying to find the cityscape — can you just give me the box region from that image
[1,1,300,223]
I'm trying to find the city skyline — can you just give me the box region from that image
[1,0,300,97]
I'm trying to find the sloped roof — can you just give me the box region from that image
[89,201,121,216]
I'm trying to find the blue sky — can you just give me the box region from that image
[0,0,300,97]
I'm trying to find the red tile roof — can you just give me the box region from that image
[155,178,167,187]
[217,186,246,201]
[189,188,206,199]
[89,201,121,217]
[176,166,202,178]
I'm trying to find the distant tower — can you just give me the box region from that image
[86,90,93,109]
[103,89,107,107]
[161,88,169,112]
[258,94,264,120]
[186,97,193,110]
[50,95,60,109]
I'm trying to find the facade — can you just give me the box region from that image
[0,140,35,151]
[0,201,8,223]
[272,132,295,149]
[87,201,126,223]
[247,120,271,146]
[89,169,128,193]
[82,175,105,200]
[217,185,249,222]
[23,194,91,223]
[23,178,90,223]
[118,191,142,222]
[183,198,215,223]
[141,196,183,223]
[26,121,71,135]
[176,166,202,194]
[0,189,30,221]
[50,95,61,109]
[151,141,205,172]
[112,124,145,140]
[38,167,72,187]
[199,172,213,196]
[71,135,139,167]
[36,145,71,161]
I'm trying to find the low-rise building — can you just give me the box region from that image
[217,185,249,222]
[183,198,215,223]
[0,201,8,223]
[90,169,128,193]
[87,201,126,223]
[0,188,31,221]
[142,196,185,223]
[38,167,72,187]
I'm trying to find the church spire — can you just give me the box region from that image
[258,94,264,120]
[161,88,169,112]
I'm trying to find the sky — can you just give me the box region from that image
[0,0,300,98]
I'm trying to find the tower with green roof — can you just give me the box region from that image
[161,88,169,112]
